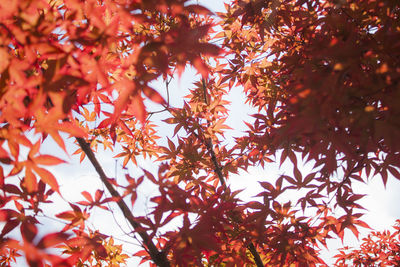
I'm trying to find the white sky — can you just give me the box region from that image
[6,0,400,266]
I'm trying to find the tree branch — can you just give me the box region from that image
[205,138,227,189]
[248,242,265,267]
[199,79,264,267]
[76,137,170,267]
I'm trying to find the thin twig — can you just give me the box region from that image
[310,159,366,227]
[37,214,142,248]
[147,77,172,120]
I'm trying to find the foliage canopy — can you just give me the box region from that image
[0,0,399,266]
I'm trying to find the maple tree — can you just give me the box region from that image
[0,0,400,266]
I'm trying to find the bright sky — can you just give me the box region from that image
[8,0,400,266]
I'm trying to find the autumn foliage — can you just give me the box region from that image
[0,0,400,266]
[334,219,400,266]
